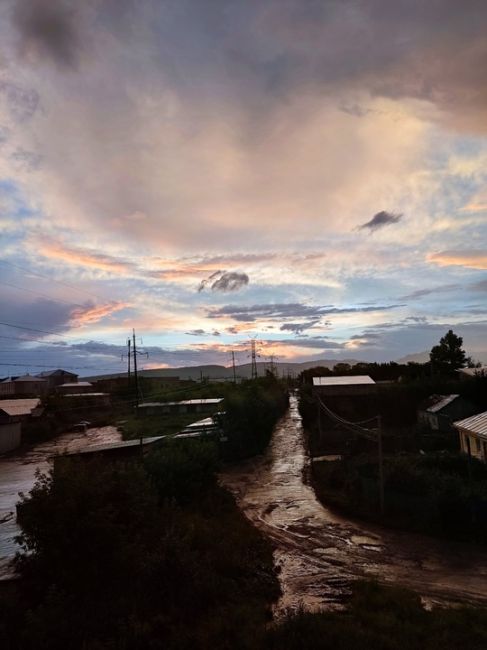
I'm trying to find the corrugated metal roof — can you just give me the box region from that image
[59,382,92,387]
[61,435,167,456]
[139,398,223,408]
[426,394,460,413]
[313,375,375,386]
[454,411,487,438]
[0,398,41,416]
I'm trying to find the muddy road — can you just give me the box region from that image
[0,426,121,579]
[221,394,487,616]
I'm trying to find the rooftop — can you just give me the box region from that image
[425,394,460,413]
[13,375,46,383]
[0,398,41,417]
[139,398,224,408]
[458,366,487,377]
[313,375,375,386]
[454,411,487,438]
[59,382,93,387]
[59,435,167,456]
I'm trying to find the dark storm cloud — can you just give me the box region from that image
[399,284,460,300]
[358,211,402,231]
[12,0,81,67]
[280,319,322,334]
[208,302,402,322]
[185,329,220,337]
[198,271,249,293]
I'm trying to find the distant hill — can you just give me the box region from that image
[83,358,365,381]
[396,351,430,364]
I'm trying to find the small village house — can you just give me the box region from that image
[138,398,224,416]
[418,394,476,432]
[454,412,487,462]
[312,375,377,396]
[36,369,79,391]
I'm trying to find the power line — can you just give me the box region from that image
[0,259,107,303]
[0,279,89,309]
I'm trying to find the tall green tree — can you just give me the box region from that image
[430,329,470,373]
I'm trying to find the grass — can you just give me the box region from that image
[119,412,210,439]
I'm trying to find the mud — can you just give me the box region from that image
[220,394,487,616]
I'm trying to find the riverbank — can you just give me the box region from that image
[310,452,487,544]
[221,394,487,612]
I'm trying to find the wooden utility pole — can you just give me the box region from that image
[133,328,139,411]
[251,339,258,379]
[127,337,131,387]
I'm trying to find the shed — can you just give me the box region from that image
[138,398,224,416]
[312,375,376,396]
[418,394,477,432]
[54,435,167,463]
[454,411,487,462]
[0,409,21,454]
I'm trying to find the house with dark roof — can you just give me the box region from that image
[418,394,476,432]
[36,369,78,391]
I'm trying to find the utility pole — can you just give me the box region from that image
[250,339,258,380]
[133,328,139,411]
[231,351,237,384]
[127,337,131,387]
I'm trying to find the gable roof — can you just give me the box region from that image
[423,394,460,413]
[36,369,78,378]
[454,411,487,439]
[313,375,375,386]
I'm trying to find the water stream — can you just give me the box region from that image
[221,394,487,615]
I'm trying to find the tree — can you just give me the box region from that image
[429,330,470,373]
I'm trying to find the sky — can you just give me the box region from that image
[0,0,486,377]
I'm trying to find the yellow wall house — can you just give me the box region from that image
[454,411,487,462]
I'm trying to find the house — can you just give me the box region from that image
[36,369,78,392]
[0,410,21,454]
[0,399,44,453]
[418,394,477,432]
[312,375,377,396]
[457,366,487,381]
[12,375,47,396]
[454,411,487,462]
[138,398,224,416]
[0,398,43,421]
[56,382,94,395]
[61,393,111,408]
[0,378,15,396]
[54,435,167,463]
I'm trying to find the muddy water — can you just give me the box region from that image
[0,426,122,579]
[221,394,487,616]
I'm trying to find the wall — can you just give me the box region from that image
[0,421,21,453]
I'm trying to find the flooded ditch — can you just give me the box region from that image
[220,393,487,616]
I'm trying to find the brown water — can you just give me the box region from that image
[0,426,122,579]
[221,394,487,616]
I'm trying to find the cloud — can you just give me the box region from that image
[472,279,487,291]
[358,210,402,231]
[70,301,129,326]
[399,284,460,300]
[32,236,137,274]
[185,329,221,337]
[279,319,323,334]
[207,302,403,322]
[198,270,249,293]
[12,0,81,67]
[427,250,487,270]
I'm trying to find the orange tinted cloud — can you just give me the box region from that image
[427,250,487,270]
[32,236,135,274]
[70,301,130,325]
